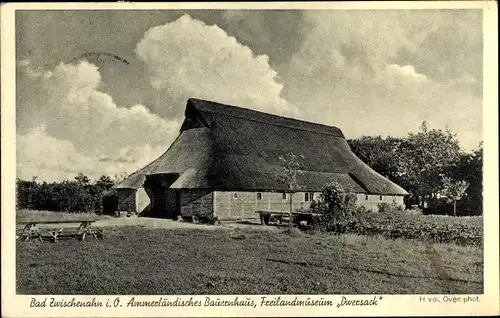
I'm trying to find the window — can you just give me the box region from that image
[282,193,287,200]
[305,192,314,202]
[233,193,238,199]
[379,195,383,201]
[365,195,369,200]
[257,192,263,200]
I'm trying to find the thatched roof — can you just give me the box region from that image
[116,98,408,195]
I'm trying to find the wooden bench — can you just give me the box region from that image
[255,210,320,226]
[19,220,104,242]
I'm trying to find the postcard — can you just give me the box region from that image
[1,1,498,317]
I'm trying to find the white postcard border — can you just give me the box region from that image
[1,2,498,317]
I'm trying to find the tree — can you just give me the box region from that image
[321,182,355,223]
[346,124,480,215]
[468,144,483,214]
[348,135,403,183]
[277,152,303,232]
[113,172,129,185]
[95,175,115,191]
[441,176,470,216]
[395,122,462,208]
[312,182,357,232]
[28,176,38,210]
[451,142,483,215]
[75,173,90,185]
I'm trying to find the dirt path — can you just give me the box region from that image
[93,217,281,232]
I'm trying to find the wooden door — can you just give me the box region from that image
[151,187,166,218]
[165,190,180,219]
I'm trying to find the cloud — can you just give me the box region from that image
[384,64,429,82]
[17,59,31,66]
[17,126,166,182]
[396,10,483,81]
[17,61,179,156]
[219,10,306,70]
[370,64,430,93]
[15,11,483,183]
[16,60,177,181]
[135,14,297,118]
[282,10,482,151]
[16,14,299,182]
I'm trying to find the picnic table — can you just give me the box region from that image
[18,220,104,242]
[255,210,320,226]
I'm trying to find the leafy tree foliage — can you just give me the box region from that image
[348,122,482,215]
[398,122,462,204]
[16,174,119,214]
[311,182,357,231]
[276,152,304,231]
[441,176,469,216]
[348,135,402,182]
[450,143,483,214]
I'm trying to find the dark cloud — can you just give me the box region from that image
[391,10,482,83]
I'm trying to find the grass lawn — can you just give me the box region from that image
[16,209,111,223]
[16,225,483,295]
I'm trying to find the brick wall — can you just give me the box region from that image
[117,189,136,212]
[180,190,213,218]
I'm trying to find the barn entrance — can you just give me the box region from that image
[144,173,181,219]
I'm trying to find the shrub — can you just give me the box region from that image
[377,202,392,213]
[16,174,117,214]
[304,183,482,246]
[377,200,403,213]
[356,205,368,214]
[311,182,357,232]
[313,208,483,247]
[405,208,423,215]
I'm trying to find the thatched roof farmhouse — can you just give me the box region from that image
[115,98,408,219]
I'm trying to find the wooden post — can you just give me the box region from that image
[212,191,217,220]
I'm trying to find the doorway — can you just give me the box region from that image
[145,173,181,219]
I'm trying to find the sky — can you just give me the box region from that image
[15,9,483,182]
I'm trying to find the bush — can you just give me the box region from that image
[377,202,392,213]
[377,200,403,213]
[304,182,482,246]
[16,174,117,214]
[310,208,483,247]
[405,208,423,216]
[356,205,368,214]
[311,182,358,232]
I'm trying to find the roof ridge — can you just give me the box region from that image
[205,108,345,138]
[188,98,345,138]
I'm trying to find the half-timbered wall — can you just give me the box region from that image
[119,188,406,218]
[213,191,321,220]
[356,193,405,212]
